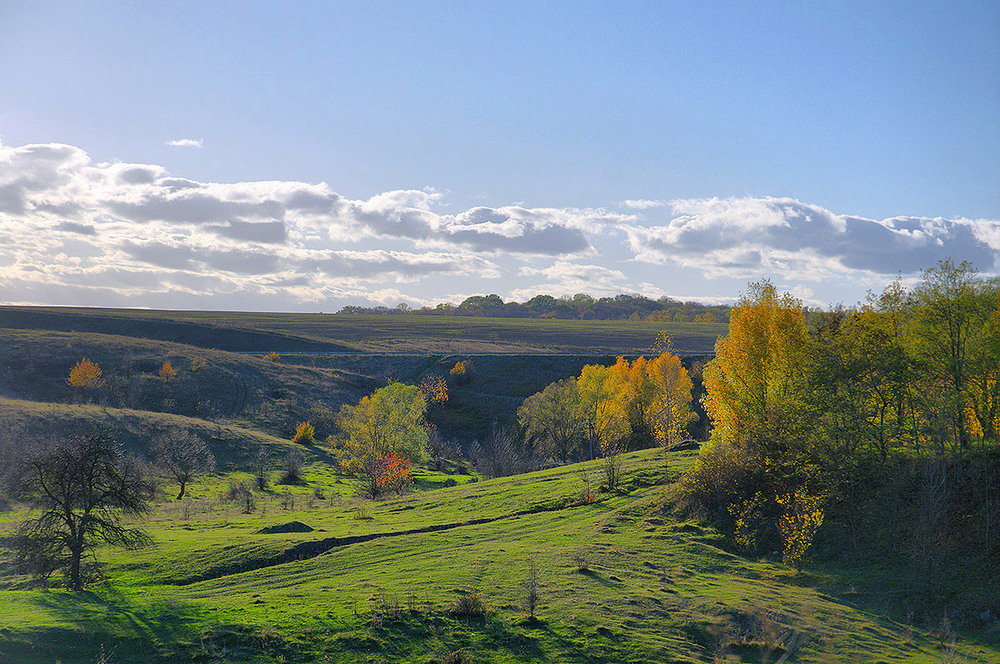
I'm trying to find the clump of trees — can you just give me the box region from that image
[682,260,1000,574]
[14,433,152,590]
[338,292,731,322]
[518,350,696,463]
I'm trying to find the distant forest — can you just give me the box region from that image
[338,293,730,323]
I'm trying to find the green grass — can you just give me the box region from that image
[1,449,995,663]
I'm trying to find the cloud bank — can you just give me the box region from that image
[0,142,996,310]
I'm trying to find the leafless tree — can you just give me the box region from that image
[153,430,216,500]
[15,433,152,590]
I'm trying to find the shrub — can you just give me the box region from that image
[263,351,280,362]
[776,489,825,568]
[277,449,305,485]
[449,360,472,385]
[443,651,472,664]
[420,375,449,404]
[450,592,487,617]
[190,356,207,372]
[158,361,177,380]
[223,480,256,513]
[67,357,104,390]
[292,421,316,445]
[360,452,413,499]
[443,478,457,488]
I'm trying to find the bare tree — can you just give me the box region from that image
[153,430,216,500]
[14,433,152,590]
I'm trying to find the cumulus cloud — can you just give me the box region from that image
[510,261,632,300]
[1,142,996,310]
[166,138,203,148]
[626,196,1000,279]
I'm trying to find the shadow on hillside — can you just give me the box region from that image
[20,588,204,662]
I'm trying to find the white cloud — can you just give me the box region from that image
[1,142,996,310]
[166,138,203,148]
[620,199,668,210]
[626,196,999,280]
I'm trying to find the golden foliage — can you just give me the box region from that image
[262,351,280,363]
[776,489,825,568]
[67,358,104,390]
[158,361,177,380]
[292,421,316,445]
[190,356,207,372]
[420,375,449,404]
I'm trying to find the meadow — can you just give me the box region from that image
[3,448,995,663]
[0,304,997,663]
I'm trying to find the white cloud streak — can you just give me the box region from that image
[166,138,203,148]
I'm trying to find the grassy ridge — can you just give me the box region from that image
[1,449,995,663]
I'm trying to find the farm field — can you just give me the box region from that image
[2,447,994,664]
[0,306,726,355]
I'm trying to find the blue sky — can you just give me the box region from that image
[1,2,998,311]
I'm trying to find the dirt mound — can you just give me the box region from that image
[256,521,315,534]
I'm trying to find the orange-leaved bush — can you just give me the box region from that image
[67,358,104,390]
[158,361,177,380]
[361,452,413,499]
[292,421,316,445]
[420,375,448,404]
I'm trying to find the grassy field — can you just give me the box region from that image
[3,448,997,663]
[0,306,726,355]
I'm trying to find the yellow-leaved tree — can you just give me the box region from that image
[336,382,429,477]
[702,280,810,454]
[646,351,695,446]
[67,358,104,401]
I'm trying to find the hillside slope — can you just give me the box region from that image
[1,449,995,663]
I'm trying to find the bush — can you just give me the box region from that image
[277,449,305,485]
[449,592,487,617]
[449,361,472,385]
[263,351,280,362]
[443,651,472,664]
[223,480,256,514]
[292,421,316,445]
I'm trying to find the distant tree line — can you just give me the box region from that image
[338,293,730,323]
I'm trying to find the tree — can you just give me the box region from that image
[336,382,429,478]
[577,363,629,459]
[518,378,585,461]
[702,280,810,455]
[911,260,997,448]
[646,351,696,445]
[67,358,104,399]
[152,430,216,500]
[15,433,151,590]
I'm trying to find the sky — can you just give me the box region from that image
[1,1,998,311]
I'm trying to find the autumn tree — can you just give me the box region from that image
[646,351,696,445]
[517,378,586,461]
[15,433,151,590]
[577,363,630,460]
[702,280,810,456]
[336,382,428,496]
[152,430,216,500]
[67,358,104,400]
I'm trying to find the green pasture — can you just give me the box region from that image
[1,449,995,663]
